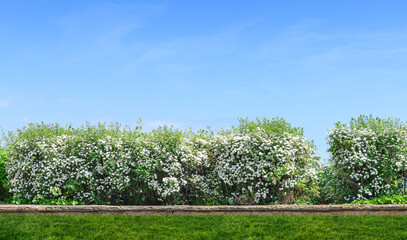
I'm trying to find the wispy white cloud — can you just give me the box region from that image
[0,99,11,108]
[0,94,23,108]
[118,21,257,76]
[20,117,30,123]
[255,19,407,60]
[51,3,167,65]
[247,20,407,80]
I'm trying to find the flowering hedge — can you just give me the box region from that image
[323,115,407,203]
[2,118,321,205]
[3,115,405,205]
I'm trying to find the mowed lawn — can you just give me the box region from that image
[1,214,406,239]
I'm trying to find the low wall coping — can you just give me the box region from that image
[2,204,407,215]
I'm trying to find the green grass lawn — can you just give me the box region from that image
[0,214,406,240]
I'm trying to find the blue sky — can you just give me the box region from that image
[1,0,407,161]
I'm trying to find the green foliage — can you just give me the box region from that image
[346,114,405,131]
[350,195,407,204]
[0,147,8,201]
[232,117,304,136]
[5,122,142,145]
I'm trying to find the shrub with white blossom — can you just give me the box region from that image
[135,127,212,204]
[5,123,145,204]
[5,123,215,205]
[3,118,321,205]
[325,115,407,203]
[209,118,320,204]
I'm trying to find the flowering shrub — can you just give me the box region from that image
[3,118,321,205]
[325,115,407,203]
[133,127,212,204]
[209,118,320,204]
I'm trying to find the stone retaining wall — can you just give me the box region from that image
[2,204,407,215]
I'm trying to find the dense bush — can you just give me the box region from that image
[324,115,407,203]
[0,147,8,201]
[5,123,212,205]
[134,126,213,205]
[209,118,320,204]
[3,118,321,205]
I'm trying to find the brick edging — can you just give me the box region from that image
[2,204,407,215]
